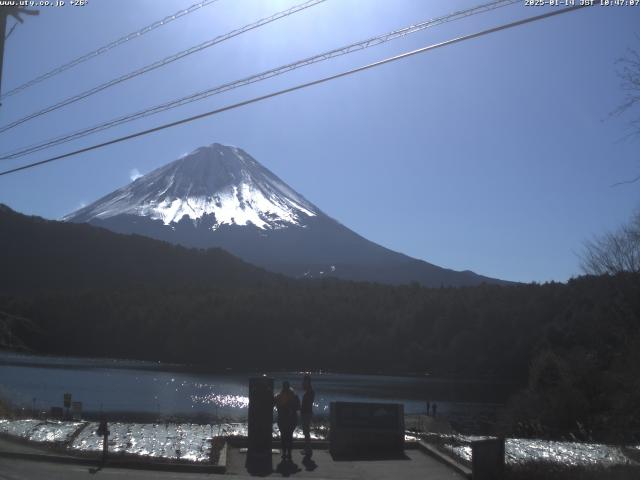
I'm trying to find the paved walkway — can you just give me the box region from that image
[0,457,210,480]
[0,436,61,456]
[226,447,465,479]
[0,435,466,479]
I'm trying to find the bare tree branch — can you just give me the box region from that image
[612,39,640,124]
[610,37,640,187]
[611,172,640,187]
[581,211,640,275]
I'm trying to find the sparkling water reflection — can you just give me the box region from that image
[190,393,249,409]
[0,352,511,420]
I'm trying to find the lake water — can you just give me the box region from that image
[2,352,636,469]
[0,351,510,425]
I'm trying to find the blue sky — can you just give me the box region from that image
[0,0,638,283]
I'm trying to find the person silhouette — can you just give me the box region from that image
[274,380,300,461]
[300,374,315,457]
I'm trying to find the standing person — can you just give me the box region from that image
[432,402,437,418]
[426,401,431,417]
[300,374,315,457]
[274,381,299,461]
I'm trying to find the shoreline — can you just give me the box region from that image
[0,349,523,384]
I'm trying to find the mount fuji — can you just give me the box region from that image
[65,143,506,287]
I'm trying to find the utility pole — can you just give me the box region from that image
[0,5,39,104]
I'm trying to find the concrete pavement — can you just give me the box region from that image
[0,457,220,480]
[0,437,58,456]
[0,433,468,479]
[225,446,466,479]
[0,452,466,479]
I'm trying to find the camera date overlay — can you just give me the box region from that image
[525,0,639,5]
[0,0,88,7]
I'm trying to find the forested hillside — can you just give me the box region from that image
[0,204,282,293]
[1,205,639,442]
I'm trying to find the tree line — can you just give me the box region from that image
[1,273,639,442]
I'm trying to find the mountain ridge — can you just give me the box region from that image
[65,143,319,231]
[65,143,510,287]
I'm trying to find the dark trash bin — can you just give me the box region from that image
[246,376,274,473]
[472,437,505,480]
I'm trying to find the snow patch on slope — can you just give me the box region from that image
[143,182,315,229]
[64,143,318,231]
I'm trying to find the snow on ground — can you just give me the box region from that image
[27,421,84,444]
[71,422,214,462]
[0,418,637,466]
[0,419,82,443]
[218,422,325,440]
[0,419,41,438]
[438,434,635,467]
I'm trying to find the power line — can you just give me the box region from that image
[0,0,220,100]
[0,0,326,134]
[0,4,592,178]
[4,18,18,40]
[0,0,518,161]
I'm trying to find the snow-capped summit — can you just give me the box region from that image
[65,143,318,230]
[65,142,508,287]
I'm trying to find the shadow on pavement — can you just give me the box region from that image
[275,458,301,477]
[330,452,410,462]
[245,455,273,477]
[302,455,317,471]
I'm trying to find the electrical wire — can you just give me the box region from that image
[0,4,592,178]
[4,19,18,40]
[0,0,518,161]
[0,0,220,100]
[0,0,326,134]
